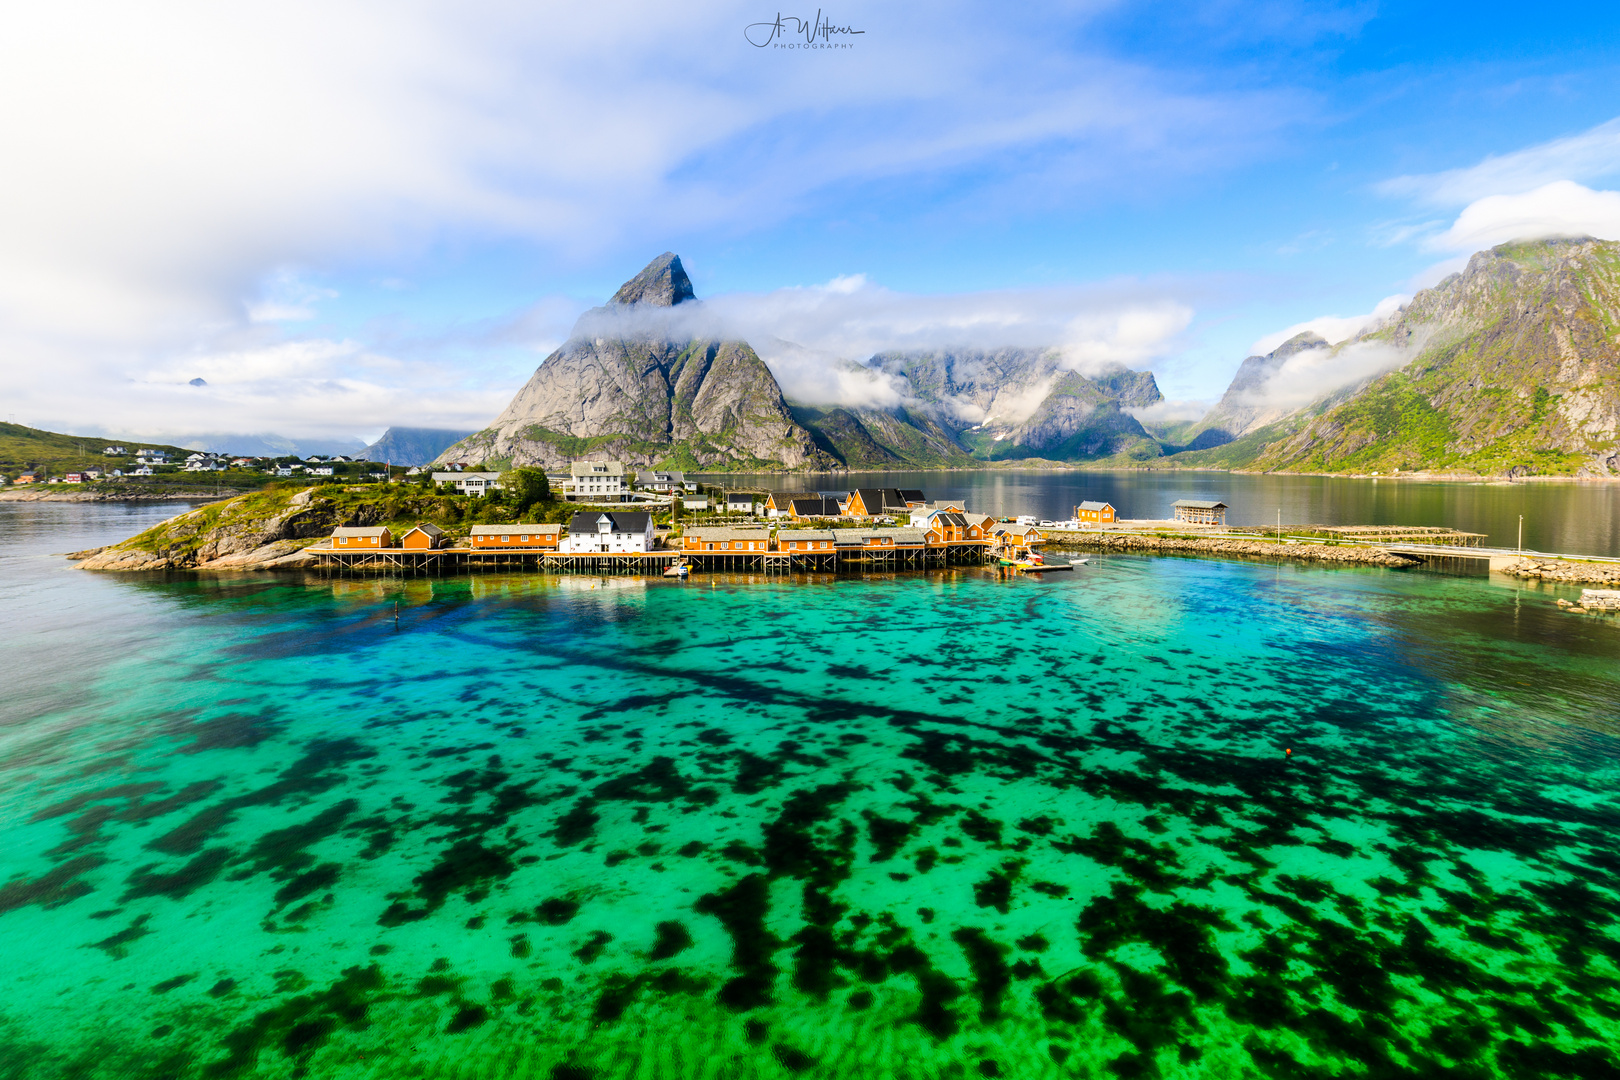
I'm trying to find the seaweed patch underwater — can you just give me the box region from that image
[2,555,1619,1079]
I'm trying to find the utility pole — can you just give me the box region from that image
[1277,508,1281,544]
[1518,514,1523,554]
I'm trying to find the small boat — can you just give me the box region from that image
[1069,558,1089,565]
[663,562,689,578]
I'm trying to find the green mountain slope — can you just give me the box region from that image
[0,424,194,477]
[1171,237,1620,476]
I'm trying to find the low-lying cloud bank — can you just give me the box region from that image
[1241,337,1426,414]
[1249,294,1408,357]
[567,274,1197,409]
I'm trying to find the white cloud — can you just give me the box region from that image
[558,273,1196,408]
[1126,399,1210,427]
[1232,338,1423,415]
[4,334,512,445]
[1249,293,1407,355]
[1379,117,1620,206]
[0,1,1298,440]
[246,272,340,324]
[1427,180,1620,252]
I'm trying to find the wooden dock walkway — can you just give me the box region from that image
[1374,543,1620,573]
[306,544,995,575]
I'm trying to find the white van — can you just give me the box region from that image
[1016,515,1038,526]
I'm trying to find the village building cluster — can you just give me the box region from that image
[314,466,1067,569]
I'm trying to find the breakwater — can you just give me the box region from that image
[1046,530,1422,568]
[1497,557,1620,588]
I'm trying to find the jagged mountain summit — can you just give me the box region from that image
[436,254,834,471]
[863,349,1163,462]
[438,255,1174,472]
[609,251,696,307]
[1175,237,1620,476]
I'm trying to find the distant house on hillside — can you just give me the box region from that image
[102,446,126,455]
[561,511,654,553]
[725,492,763,515]
[432,471,502,496]
[1171,500,1227,526]
[643,471,694,494]
[568,461,627,502]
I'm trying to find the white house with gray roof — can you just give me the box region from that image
[560,510,654,553]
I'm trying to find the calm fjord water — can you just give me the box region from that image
[709,471,1620,558]
[3,500,1620,1079]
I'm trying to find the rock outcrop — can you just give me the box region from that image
[437,254,835,472]
[75,489,352,571]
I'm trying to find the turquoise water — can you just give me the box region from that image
[707,470,1620,558]
[3,503,1620,1078]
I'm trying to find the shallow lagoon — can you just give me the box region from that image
[3,504,1620,1078]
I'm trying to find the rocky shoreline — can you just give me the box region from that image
[2,488,240,502]
[1495,558,1620,588]
[1045,531,1421,567]
[72,489,343,571]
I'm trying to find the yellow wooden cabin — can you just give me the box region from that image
[400,523,447,550]
[832,528,902,551]
[468,524,561,550]
[776,529,836,552]
[681,527,772,553]
[1075,501,1117,523]
[765,492,818,515]
[331,526,392,549]
[991,522,1045,554]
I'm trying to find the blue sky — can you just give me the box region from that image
[4,0,1620,444]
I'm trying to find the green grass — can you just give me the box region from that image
[104,481,691,561]
[0,423,194,478]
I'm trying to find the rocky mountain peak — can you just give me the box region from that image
[1273,331,1329,357]
[610,252,696,307]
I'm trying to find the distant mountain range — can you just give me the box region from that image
[360,427,475,466]
[436,254,1170,471]
[434,240,1620,477]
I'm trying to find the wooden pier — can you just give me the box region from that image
[307,543,995,576]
